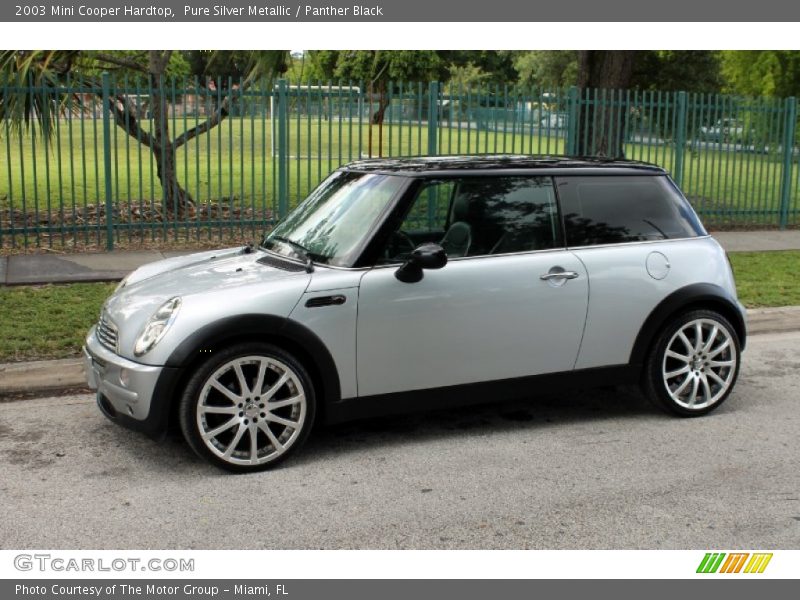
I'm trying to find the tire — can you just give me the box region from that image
[179,342,316,472]
[642,309,741,417]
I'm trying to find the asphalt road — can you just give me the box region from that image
[1,331,799,550]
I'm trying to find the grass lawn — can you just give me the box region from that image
[2,117,799,232]
[0,282,115,362]
[0,250,798,363]
[728,250,800,308]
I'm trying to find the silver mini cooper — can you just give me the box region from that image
[84,156,746,472]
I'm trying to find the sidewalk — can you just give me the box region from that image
[1,231,799,286]
[0,250,195,285]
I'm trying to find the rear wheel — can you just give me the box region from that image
[643,309,741,416]
[179,342,315,472]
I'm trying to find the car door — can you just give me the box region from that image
[555,175,709,370]
[356,175,589,398]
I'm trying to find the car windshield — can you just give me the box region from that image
[260,171,406,267]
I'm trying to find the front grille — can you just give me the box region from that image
[96,311,119,353]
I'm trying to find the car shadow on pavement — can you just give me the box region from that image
[126,384,657,473]
[291,384,659,468]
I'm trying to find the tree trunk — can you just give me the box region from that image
[152,143,194,217]
[148,51,194,217]
[371,79,390,125]
[575,51,636,158]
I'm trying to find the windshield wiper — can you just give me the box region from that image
[270,235,315,273]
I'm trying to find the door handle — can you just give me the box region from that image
[540,271,579,281]
[305,294,347,308]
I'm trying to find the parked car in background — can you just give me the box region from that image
[540,113,568,129]
[700,118,744,143]
[84,155,746,472]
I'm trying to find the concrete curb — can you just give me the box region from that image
[1,306,799,397]
[0,358,86,396]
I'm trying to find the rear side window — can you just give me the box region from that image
[556,175,706,247]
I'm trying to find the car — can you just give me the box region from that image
[699,118,744,143]
[540,113,567,129]
[84,155,746,472]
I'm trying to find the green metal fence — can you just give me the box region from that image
[1,77,799,251]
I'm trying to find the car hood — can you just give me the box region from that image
[123,247,252,286]
[103,247,312,364]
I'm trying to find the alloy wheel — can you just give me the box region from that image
[661,318,737,410]
[195,355,307,466]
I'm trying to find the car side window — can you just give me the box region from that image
[556,175,706,247]
[377,176,561,263]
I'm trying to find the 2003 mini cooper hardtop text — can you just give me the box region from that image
[84,156,746,472]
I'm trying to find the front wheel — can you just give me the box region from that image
[643,309,741,417]
[179,342,316,472]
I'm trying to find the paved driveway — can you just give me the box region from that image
[1,331,798,549]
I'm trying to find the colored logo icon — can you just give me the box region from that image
[697,552,773,574]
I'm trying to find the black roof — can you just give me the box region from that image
[339,154,667,176]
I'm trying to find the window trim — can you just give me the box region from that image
[366,244,573,271]
[563,234,713,252]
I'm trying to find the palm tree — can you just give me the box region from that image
[0,50,289,216]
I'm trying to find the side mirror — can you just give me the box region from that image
[395,243,448,283]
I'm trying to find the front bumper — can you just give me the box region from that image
[84,325,163,421]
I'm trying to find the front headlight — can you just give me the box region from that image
[134,297,182,357]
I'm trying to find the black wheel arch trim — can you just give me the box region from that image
[136,315,341,438]
[630,282,746,367]
[165,313,341,397]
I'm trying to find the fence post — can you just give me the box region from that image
[277,78,289,219]
[673,91,688,187]
[427,81,440,156]
[779,96,797,230]
[101,72,114,251]
[567,86,579,155]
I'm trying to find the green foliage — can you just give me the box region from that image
[184,51,290,87]
[513,51,578,89]
[284,52,308,81]
[0,51,81,138]
[334,50,443,84]
[721,51,800,97]
[185,50,250,83]
[80,51,192,83]
[632,51,722,92]
[304,50,340,81]
[439,51,518,85]
[509,50,722,93]
[446,62,491,88]
[299,50,444,84]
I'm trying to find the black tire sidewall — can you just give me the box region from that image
[178,342,316,473]
[644,309,741,417]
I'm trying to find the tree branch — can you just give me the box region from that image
[172,90,235,150]
[107,94,154,148]
[93,53,149,74]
